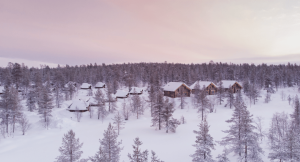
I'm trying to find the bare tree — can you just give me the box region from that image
[112,111,125,135]
[254,116,265,142]
[18,115,31,135]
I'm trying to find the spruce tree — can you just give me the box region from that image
[150,151,164,162]
[55,130,83,162]
[26,90,36,111]
[128,137,148,162]
[190,118,215,162]
[89,146,108,162]
[225,85,234,109]
[196,86,210,121]
[217,81,224,105]
[152,91,164,130]
[38,84,53,129]
[94,89,108,121]
[100,123,122,162]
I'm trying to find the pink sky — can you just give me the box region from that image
[1,0,300,67]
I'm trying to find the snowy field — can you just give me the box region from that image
[0,87,299,162]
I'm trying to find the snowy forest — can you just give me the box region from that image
[1,61,300,162]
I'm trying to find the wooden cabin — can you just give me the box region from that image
[80,83,92,89]
[190,81,218,95]
[221,80,242,93]
[95,82,105,88]
[68,99,89,112]
[129,87,143,95]
[163,82,191,98]
[115,90,129,99]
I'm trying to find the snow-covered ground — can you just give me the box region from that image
[0,87,299,162]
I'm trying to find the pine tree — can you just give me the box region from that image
[196,86,210,121]
[11,63,22,90]
[38,84,53,129]
[55,130,83,162]
[225,85,234,109]
[178,87,187,109]
[217,81,224,105]
[220,100,264,162]
[290,95,300,128]
[131,92,144,119]
[100,123,122,162]
[150,151,164,162]
[152,91,164,130]
[161,98,175,133]
[147,84,156,117]
[216,148,230,162]
[89,146,108,162]
[128,137,148,162]
[190,118,215,162]
[26,90,36,111]
[54,87,64,108]
[94,89,108,122]
[167,118,181,133]
[112,111,125,135]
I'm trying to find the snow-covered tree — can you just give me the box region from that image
[26,90,36,111]
[161,98,175,133]
[112,111,125,135]
[54,87,64,108]
[89,146,108,162]
[94,89,108,122]
[290,95,300,128]
[178,87,187,109]
[128,137,148,162]
[121,99,131,120]
[181,116,186,124]
[18,114,31,135]
[217,81,224,105]
[216,148,230,162]
[225,85,234,109]
[152,91,164,130]
[190,118,215,162]
[220,100,264,162]
[288,95,292,105]
[100,123,122,162]
[38,84,53,129]
[268,112,289,162]
[150,151,164,162]
[264,92,271,103]
[55,130,83,162]
[131,93,145,119]
[196,86,210,121]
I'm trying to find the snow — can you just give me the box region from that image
[80,83,91,89]
[163,82,190,91]
[189,81,217,89]
[68,99,89,111]
[0,87,299,162]
[115,90,129,98]
[129,87,143,94]
[95,82,105,88]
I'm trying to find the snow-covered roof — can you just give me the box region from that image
[95,82,105,88]
[68,99,88,111]
[81,83,91,89]
[64,81,77,88]
[115,90,129,97]
[220,80,239,88]
[129,87,143,93]
[190,81,217,89]
[163,82,190,91]
[0,86,4,94]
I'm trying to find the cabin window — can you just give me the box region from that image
[211,90,215,95]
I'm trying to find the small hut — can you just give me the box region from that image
[163,82,191,98]
[68,99,89,112]
[115,90,129,99]
[95,82,105,89]
[221,80,242,93]
[80,83,92,89]
[129,87,143,95]
[190,81,218,95]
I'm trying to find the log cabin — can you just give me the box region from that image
[68,99,89,112]
[190,81,218,95]
[129,87,143,95]
[115,90,129,99]
[80,83,92,89]
[221,80,242,93]
[95,82,106,88]
[163,82,191,98]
